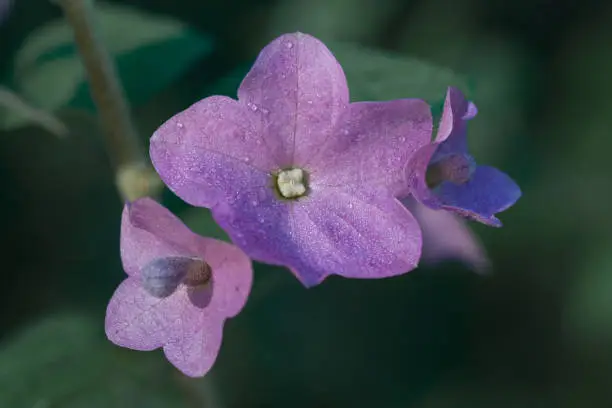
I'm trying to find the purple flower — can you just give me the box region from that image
[105,198,252,377]
[150,32,432,287]
[406,87,521,227]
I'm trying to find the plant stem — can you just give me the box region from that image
[54,0,162,201]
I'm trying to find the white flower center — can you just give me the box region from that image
[276,168,307,198]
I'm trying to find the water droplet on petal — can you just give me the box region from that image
[244,157,251,163]
[285,41,293,49]
[176,122,184,129]
[248,103,258,112]
[348,202,354,209]
[399,136,406,142]
[258,216,265,224]
[307,100,313,105]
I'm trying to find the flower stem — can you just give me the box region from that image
[53,0,162,201]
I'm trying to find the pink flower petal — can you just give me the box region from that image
[105,279,224,377]
[238,32,350,166]
[106,279,173,351]
[105,263,251,377]
[121,198,203,276]
[311,99,432,197]
[109,199,253,377]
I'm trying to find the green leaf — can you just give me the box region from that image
[565,244,612,352]
[0,313,192,408]
[180,207,229,242]
[330,42,471,108]
[8,2,213,113]
[0,86,68,136]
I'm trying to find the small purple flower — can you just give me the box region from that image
[150,33,432,287]
[105,198,252,377]
[406,87,521,227]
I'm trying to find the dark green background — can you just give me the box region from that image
[1,0,611,407]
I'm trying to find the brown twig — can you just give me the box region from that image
[53,0,162,201]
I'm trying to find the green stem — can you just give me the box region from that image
[54,0,162,201]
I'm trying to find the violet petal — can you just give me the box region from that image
[150,96,273,208]
[237,32,350,166]
[214,186,422,287]
[311,99,432,197]
[436,165,522,227]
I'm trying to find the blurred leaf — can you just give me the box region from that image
[331,42,471,108]
[213,266,479,408]
[565,243,612,354]
[8,2,212,114]
[0,86,67,136]
[399,5,532,165]
[0,313,193,408]
[180,206,229,242]
[415,375,553,408]
[267,0,402,45]
[204,41,469,112]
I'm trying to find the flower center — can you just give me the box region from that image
[426,153,475,188]
[275,168,308,199]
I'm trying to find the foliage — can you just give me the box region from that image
[0,2,212,132]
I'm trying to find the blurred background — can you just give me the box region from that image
[1,0,611,407]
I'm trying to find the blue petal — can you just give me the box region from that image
[434,165,521,227]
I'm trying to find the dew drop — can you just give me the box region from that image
[399,136,406,142]
[307,100,313,105]
[348,202,354,209]
[248,103,258,112]
[285,41,294,49]
[258,216,265,224]
[176,122,184,129]
[244,157,251,163]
